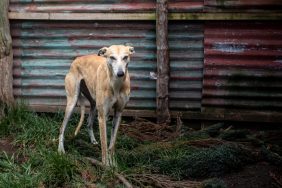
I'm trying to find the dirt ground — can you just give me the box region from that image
[0,138,16,155]
[222,162,281,188]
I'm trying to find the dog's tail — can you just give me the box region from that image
[74,99,85,136]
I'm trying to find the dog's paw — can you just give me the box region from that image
[58,146,66,154]
[91,140,99,145]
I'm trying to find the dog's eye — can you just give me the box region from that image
[123,56,128,61]
[110,56,116,61]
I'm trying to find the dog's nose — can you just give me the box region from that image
[117,70,124,77]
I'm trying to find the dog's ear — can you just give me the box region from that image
[98,47,108,57]
[128,46,135,55]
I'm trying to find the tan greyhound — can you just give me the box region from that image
[58,44,134,165]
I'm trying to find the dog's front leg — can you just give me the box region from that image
[109,110,122,155]
[98,111,108,165]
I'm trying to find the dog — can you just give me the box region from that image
[58,44,134,165]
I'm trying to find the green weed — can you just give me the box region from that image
[0,152,41,188]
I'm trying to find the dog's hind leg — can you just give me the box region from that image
[74,96,86,137]
[79,79,98,144]
[87,104,98,144]
[58,74,80,154]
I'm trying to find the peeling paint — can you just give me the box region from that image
[274,60,282,64]
[212,42,247,53]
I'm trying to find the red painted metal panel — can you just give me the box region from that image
[9,0,203,13]
[203,21,282,112]
[204,0,282,12]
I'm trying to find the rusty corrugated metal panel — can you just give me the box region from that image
[169,0,203,12]
[203,21,282,112]
[9,0,203,13]
[204,0,282,12]
[169,21,204,111]
[11,20,157,110]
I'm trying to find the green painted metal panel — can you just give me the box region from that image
[12,20,157,110]
[169,21,204,111]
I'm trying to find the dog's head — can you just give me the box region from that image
[98,44,135,78]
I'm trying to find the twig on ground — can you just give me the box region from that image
[128,174,202,188]
[270,171,282,188]
[85,157,133,188]
[120,117,182,142]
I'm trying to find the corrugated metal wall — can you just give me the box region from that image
[9,0,203,13]
[11,20,205,112]
[169,21,203,111]
[9,0,282,121]
[203,21,282,112]
[12,20,157,110]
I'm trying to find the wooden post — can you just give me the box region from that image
[0,0,14,106]
[156,0,170,124]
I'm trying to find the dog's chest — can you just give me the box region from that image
[105,92,129,110]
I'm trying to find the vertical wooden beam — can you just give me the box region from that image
[0,0,14,106]
[156,0,170,124]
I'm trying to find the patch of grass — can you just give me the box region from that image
[0,102,31,137]
[41,151,78,187]
[202,178,227,188]
[220,130,250,141]
[0,103,59,148]
[0,152,41,188]
[116,134,141,150]
[1,104,280,187]
[0,104,100,187]
[114,130,258,180]
[117,140,200,175]
[153,143,255,179]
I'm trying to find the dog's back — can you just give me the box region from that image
[68,54,106,98]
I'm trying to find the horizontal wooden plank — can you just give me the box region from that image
[9,12,282,21]
[28,105,282,123]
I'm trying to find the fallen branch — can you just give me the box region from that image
[85,157,133,188]
[120,117,182,142]
[128,174,202,188]
[270,171,282,188]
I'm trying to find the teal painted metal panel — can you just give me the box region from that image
[12,20,157,110]
[168,21,204,111]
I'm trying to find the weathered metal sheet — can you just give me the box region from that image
[169,21,204,111]
[204,0,282,12]
[169,0,203,12]
[9,0,203,13]
[203,21,282,112]
[11,20,157,110]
